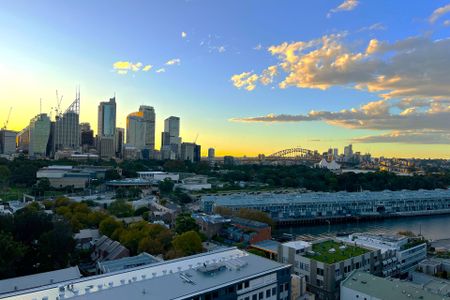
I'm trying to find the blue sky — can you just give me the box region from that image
[1,0,449,157]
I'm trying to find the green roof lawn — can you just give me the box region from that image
[304,240,369,264]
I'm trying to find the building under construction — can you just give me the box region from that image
[52,90,81,155]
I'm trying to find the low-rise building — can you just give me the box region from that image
[137,171,179,182]
[175,175,212,191]
[193,213,231,239]
[74,229,100,249]
[338,233,427,276]
[91,235,130,263]
[0,248,292,300]
[341,271,450,300]
[279,238,382,300]
[37,165,108,189]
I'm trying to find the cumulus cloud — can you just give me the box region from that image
[113,61,145,74]
[156,68,166,73]
[352,130,450,144]
[181,31,187,38]
[166,58,181,66]
[328,0,359,17]
[231,72,259,91]
[429,3,450,23]
[231,34,450,100]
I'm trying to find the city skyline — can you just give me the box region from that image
[1,1,450,158]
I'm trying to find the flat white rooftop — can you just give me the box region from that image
[0,248,288,300]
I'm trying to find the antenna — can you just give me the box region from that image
[2,107,12,130]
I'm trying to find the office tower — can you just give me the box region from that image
[161,116,181,159]
[126,106,156,156]
[344,144,353,161]
[0,130,16,155]
[194,144,201,162]
[126,112,146,150]
[115,127,124,158]
[80,122,94,151]
[28,114,51,157]
[208,147,215,160]
[180,142,196,162]
[53,92,80,153]
[16,127,30,153]
[97,97,116,159]
[333,148,338,157]
[139,106,155,151]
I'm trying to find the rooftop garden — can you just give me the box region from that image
[401,238,427,250]
[304,240,369,264]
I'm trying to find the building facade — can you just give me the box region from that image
[0,129,16,155]
[97,97,116,159]
[53,95,80,154]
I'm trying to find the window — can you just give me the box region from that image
[212,291,218,299]
[272,287,276,295]
[317,268,324,276]
[266,289,271,297]
[244,297,249,300]
[259,292,264,299]
[284,282,289,291]
[279,284,284,292]
[244,281,250,288]
[237,283,243,290]
[252,295,257,300]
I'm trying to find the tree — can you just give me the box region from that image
[0,165,11,189]
[99,217,123,237]
[236,208,274,227]
[175,213,199,234]
[105,169,121,181]
[159,178,174,194]
[115,187,127,199]
[172,231,203,257]
[0,231,27,279]
[108,199,134,217]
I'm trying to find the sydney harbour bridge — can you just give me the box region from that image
[265,147,322,163]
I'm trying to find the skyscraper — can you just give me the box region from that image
[53,91,80,154]
[161,116,181,159]
[97,97,116,159]
[126,106,156,157]
[139,106,155,151]
[29,114,51,157]
[208,147,215,161]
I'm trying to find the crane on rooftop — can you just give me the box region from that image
[2,107,12,130]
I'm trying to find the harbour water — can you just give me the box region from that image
[276,214,450,241]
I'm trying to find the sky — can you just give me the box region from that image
[0,0,449,158]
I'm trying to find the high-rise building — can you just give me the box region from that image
[194,144,201,162]
[80,122,94,151]
[97,97,117,159]
[126,112,146,150]
[161,116,181,159]
[16,127,30,153]
[344,144,353,158]
[126,106,156,156]
[208,147,215,161]
[53,92,80,154]
[139,106,155,151]
[115,127,124,158]
[181,142,196,162]
[0,130,16,155]
[28,113,51,157]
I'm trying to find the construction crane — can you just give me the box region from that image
[52,90,63,118]
[194,133,199,144]
[2,107,12,130]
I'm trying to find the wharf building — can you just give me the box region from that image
[0,248,292,300]
[202,189,450,223]
[279,238,383,300]
[97,97,116,159]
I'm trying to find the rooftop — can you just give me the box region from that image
[202,189,450,206]
[283,240,311,251]
[342,271,450,300]
[0,248,289,300]
[304,240,369,264]
[97,253,161,274]
[0,267,81,295]
[251,240,282,254]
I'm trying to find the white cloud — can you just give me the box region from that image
[142,65,152,72]
[156,68,166,73]
[166,58,181,66]
[113,61,147,74]
[444,20,450,26]
[181,31,187,38]
[254,44,263,50]
[429,3,450,23]
[328,0,359,17]
[358,22,387,32]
